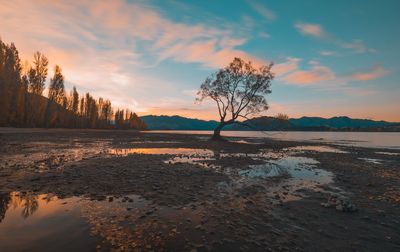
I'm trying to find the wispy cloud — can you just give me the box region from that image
[0,0,270,112]
[294,22,375,54]
[294,22,325,38]
[247,0,276,21]
[348,66,390,81]
[341,39,376,54]
[277,58,389,87]
[319,50,339,57]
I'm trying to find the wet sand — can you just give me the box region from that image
[0,128,399,251]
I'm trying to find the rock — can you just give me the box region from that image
[336,204,343,211]
[320,203,330,208]
[322,194,358,213]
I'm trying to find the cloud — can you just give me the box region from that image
[0,0,272,113]
[278,59,388,86]
[273,58,301,76]
[247,0,276,21]
[294,22,325,38]
[319,50,338,56]
[341,39,376,54]
[348,66,389,81]
[294,22,375,54]
[282,65,336,85]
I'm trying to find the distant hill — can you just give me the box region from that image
[289,116,396,129]
[140,115,400,131]
[140,115,218,130]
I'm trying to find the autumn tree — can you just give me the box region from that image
[197,57,274,140]
[48,65,65,105]
[28,51,48,95]
[0,40,23,125]
[0,37,146,130]
[71,86,79,115]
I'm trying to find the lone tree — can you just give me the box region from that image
[197,57,274,140]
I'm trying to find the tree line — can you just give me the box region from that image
[0,38,147,130]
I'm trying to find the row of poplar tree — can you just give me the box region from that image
[0,38,147,130]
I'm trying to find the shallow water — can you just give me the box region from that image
[285,145,348,153]
[359,157,384,164]
[118,147,335,194]
[240,156,332,181]
[0,192,97,252]
[375,151,400,156]
[147,130,400,149]
[0,191,208,251]
[109,147,213,156]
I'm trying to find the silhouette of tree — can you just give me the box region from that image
[276,113,289,121]
[48,65,65,105]
[0,41,23,125]
[0,193,11,223]
[28,51,48,95]
[197,57,274,140]
[71,87,79,113]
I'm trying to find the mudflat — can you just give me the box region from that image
[0,128,399,251]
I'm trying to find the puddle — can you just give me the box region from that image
[359,158,383,164]
[285,145,349,153]
[154,147,335,200]
[109,147,213,156]
[239,157,332,183]
[2,141,110,173]
[375,151,400,156]
[166,156,217,169]
[0,192,98,252]
[230,139,263,144]
[0,191,208,251]
[131,141,181,144]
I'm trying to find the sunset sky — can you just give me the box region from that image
[1,0,399,121]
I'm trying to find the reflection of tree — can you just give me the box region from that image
[20,193,39,219]
[0,193,11,223]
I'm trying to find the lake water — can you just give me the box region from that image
[147,130,400,149]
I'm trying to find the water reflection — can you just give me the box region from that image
[285,145,348,153]
[359,158,383,164]
[0,193,10,223]
[17,192,39,219]
[375,151,400,156]
[238,156,331,182]
[0,192,40,221]
[0,192,97,252]
[109,147,213,156]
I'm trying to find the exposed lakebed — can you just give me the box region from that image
[1,129,399,251]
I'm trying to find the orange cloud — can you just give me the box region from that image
[282,65,336,85]
[349,66,389,81]
[273,58,300,76]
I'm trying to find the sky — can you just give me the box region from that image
[1,0,399,121]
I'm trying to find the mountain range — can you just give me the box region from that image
[140,115,400,131]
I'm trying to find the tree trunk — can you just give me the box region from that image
[211,122,226,141]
